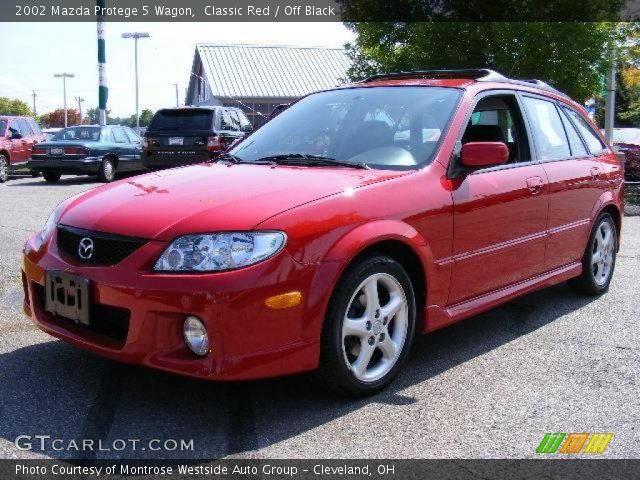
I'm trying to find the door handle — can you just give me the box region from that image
[526,176,543,195]
[590,166,601,179]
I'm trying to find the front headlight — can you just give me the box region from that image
[33,210,59,251]
[154,231,286,272]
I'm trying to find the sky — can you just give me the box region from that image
[0,22,355,118]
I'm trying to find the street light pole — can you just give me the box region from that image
[75,97,85,125]
[54,73,75,127]
[172,83,179,107]
[122,32,150,132]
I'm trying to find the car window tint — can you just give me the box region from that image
[228,110,241,131]
[562,107,606,154]
[149,109,213,131]
[112,127,128,144]
[461,95,530,163]
[558,108,588,157]
[522,97,571,161]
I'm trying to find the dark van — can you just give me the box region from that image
[142,106,252,170]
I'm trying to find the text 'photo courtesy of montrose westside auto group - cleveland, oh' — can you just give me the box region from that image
[0,0,640,479]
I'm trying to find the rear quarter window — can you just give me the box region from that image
[562,107,607,155]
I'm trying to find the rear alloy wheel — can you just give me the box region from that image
[98,158,116,183]
[316,256,416,396]
[42,171,61,183]
[569,212,617,295]
[0,154,8,183]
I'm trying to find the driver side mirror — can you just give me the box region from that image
[460,141,509,168]
[10,131,23,140]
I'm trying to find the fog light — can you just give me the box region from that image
[183,316,209,356]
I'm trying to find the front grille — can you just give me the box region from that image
[57,225,147,266]
[32,282,130,343]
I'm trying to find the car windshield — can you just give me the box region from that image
[149,109,213,131]
[0,120,7,134]
[230,87,462,170]
[613,129,640,143]
[52,127,102,141]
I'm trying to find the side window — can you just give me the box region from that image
[220,109,234,130]
[238,110,253,132]
[461,94,530,163]
[562,107,606,155]
[228,110,241,131]
[111,127,128,144]
[17,119,33,137]
[522,96,571,161]
[124,127,140,143]
[558,108,588,157]
[28,119,41,135]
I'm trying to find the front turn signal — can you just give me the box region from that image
[265,291,302,309]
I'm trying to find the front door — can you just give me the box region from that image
[448,93,549,305]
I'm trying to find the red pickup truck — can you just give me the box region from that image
[0,115,45,182]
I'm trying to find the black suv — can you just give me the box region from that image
[142,106,252,169]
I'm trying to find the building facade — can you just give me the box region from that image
[185,44,351,126]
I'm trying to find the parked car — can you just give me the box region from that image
[28,125,144,183]
[22,69,623,396]
[610,127,640,180]
[41,128,62,141]
[141,106,252,170]
[0,115,45,182]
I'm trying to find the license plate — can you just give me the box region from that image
[50,148,64,155]
[168,137,183,146]
[45,271,91,325]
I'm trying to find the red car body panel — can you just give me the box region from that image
[22,76,624,381]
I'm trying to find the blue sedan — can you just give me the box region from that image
[28,125,144,183]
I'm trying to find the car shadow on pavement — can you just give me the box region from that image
[7,172,143,186]
[0,283,597,460]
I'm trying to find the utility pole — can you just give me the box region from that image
[32,90,37,116]
[604,47,616,143]
[171,83,179,107]
[122,32,150,132]
[75,97,85,125]
[53,73,75,127]
[97,0,108,125]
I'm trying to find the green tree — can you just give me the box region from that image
[126,109,155,127]
[0,97,33,116]
[343,22,620,101]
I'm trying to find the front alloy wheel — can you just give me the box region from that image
[316,255,416,396]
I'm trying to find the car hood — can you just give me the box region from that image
[59,163,408,241]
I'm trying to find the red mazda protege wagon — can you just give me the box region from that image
[22,70,623,395]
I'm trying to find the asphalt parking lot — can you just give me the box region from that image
[0,173,638,460]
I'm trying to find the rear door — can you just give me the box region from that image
[111,127,133,169]
[8,119,27,164]
[522,96,608,271]
[148,108,215,160]
[449,92,549,305]
[123,127,143,170]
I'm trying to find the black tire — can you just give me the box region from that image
[315,255,416,397]
[97,157,116,183]
[569,212,617,295]
[42,171,61,183]
[0,154,8,183]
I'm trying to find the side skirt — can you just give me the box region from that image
[422,262,582,333]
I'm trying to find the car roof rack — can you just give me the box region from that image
[359,68,569,98]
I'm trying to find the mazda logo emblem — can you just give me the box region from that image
[78,237,94,260]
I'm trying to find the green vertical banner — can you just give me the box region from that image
[97,0,107,125]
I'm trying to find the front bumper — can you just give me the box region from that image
[22,230,344,380]
[28,157,102,174]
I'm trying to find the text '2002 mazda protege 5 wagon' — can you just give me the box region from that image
[22,69,623,396]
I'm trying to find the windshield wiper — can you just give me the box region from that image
[255,154,369,169]
[215,153,243,164]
